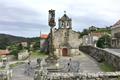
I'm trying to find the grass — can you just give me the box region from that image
[0,66,5,70]
[30,51,47,58]
[9,62,25,68]
[100,62,115,72]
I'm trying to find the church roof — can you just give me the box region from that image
[60,14,71,21]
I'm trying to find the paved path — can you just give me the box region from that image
[11,60,37,80]
[11,51,101,80]
[59,51,101,73]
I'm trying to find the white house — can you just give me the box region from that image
[111,20,120,48]
[82,32,105,47]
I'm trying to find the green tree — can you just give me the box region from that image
[33,41,40,50]
[17,43,23,50]
[29,37,40,51]
[89,26,97,32]
[0,37,10,49]
[9,44,23,57]
[96,35,111,48]
[9,45,19,57]
[80,29,89,37]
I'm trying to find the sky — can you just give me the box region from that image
[0,0,120,37]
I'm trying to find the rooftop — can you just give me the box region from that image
[113,20,120,27]
[0,50,10,55]
[90,32,105,37]
[59,12,71,21]
[40,34,48,39]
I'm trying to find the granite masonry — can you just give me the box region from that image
[79,46,120,71]
[34,46,120,80]
[34,70,120,80]
[51,13,82,57]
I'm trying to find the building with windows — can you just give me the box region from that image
[82,32,105,47]
[111,20,120,48]
[40,34,49,52]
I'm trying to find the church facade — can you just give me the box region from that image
[51,13,82,57]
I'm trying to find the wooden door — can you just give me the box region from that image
[62,48,68,56]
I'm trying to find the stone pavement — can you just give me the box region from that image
[11,59,37,80]
[104,48,120,57]
[105,49,120,53]
[11,51,101,80]
[58,51,101,73]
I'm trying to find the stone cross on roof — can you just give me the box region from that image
[64,11,66,14]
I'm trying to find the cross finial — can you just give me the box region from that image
[64,11,66,14]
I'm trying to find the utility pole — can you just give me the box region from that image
[40,31,41,51]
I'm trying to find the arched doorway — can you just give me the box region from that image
[62,48,68,56]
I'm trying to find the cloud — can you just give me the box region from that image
[0,0,120,37]
[0,1,48,37]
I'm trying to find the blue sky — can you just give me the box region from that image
[0,0,120,37]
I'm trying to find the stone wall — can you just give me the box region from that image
[79,46,120,71]
[0,69,12,80]
[53,28,82,57]
[53,29,81,48]
[18,50,29,60]
[70,49,80,56]
[34,70,120,80]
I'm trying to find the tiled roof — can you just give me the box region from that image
[0,50,10,55]
[113,20,120,26]
[40,34,48,39]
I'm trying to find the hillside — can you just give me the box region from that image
[0,34,28,49]
[0,34,27,43]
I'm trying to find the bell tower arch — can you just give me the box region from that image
[58,11,72,29]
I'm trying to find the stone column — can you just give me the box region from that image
[45,9,58,64]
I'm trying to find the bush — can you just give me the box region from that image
[97,35,111,48]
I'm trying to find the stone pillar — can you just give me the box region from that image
[46,9,58,64]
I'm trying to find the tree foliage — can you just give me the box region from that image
[0,37,10,49]
[33,41,40,50]
[79,26,111,37]
[96,35,111,48]
[9,44,23,57]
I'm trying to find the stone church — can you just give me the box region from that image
[52,13,82,57]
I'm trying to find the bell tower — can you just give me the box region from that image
[58,11,72,29]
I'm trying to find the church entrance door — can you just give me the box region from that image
[62,48,68,56]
